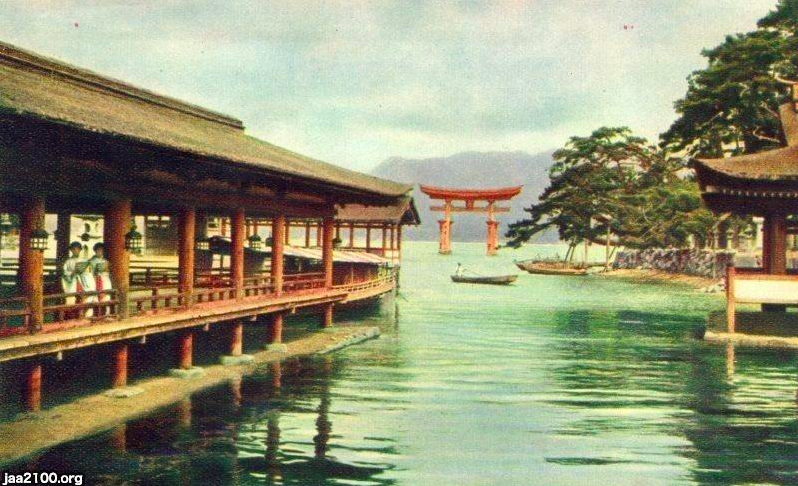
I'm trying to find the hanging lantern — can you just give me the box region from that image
[80,231,91,242]
[332,236,342,248]
[195,237,210,251]
[30,228,49,251]
[265,236,274,247]
[248,233,263,250]
[124,225,143,252]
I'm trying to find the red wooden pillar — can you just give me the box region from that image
[390,224,396,250]
[177,207,196,306]
[381,225,388,253]
[19,196,45,332]
[267,313,283,344]
[105,200,131,318]
[365,224,372,251]
[322,216,334,288]
[305,221,311,248]
[271,214,285,296]
[321,302,333,329]
[229,321,243,356]
[112,343,128,388]
[397,225,403,259]
[284,220,291,245]
[23,361,42,412]
[335,223,341,241]
[766,213,787,274]
[230,208,245,299]
[316,222,323,247]
[177,330,193,370]
[348,223,355,248]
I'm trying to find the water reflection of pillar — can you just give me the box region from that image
[265,412,282,479]
[725,343,735,378]
[269,360,282,391]
[313,357,332,459]
[230,377,242,408]
[177,397,192,429]
[107,424,127,453]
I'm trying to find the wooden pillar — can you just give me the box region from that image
[195,210,208,239]
[267,313,283,344]
[19,196,45,332]
[112,343,128,388]
[348,223,355,248]
[323,216,334,288]
[177,330,193,370]
[335,223,341,240]
[230,208,245,299]
[229,321,243,356]
[284,220,291,246]
[767,213,787,274]
[365,224,372,251]
[177,207,195,306]
[221,217,228,237]
[726,266,735,333]
[762,218,771,270]
[23,361,42,412]
[271,214,285,295]
[381,225,388,253]
[397,225,403,259]
[390,224,396,250]
[105,200,131,319]
[486,202,498,255]
[321,302,333,328]
[316,222,323,247]
[55,212,71,269]
[303,221,310,248]
[438,200,452,254]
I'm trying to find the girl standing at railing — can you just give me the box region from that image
[89,243,112,306]
[62,241,96,318]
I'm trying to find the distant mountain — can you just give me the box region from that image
[371,150,555,243]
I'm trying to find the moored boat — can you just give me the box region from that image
[451,274,518,285]
[514,260,588,276]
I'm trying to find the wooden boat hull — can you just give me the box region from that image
[451,274,518,285]
[515,261,588,276]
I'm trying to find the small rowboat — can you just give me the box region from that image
[515,260,588,276]
[451,274,518,285]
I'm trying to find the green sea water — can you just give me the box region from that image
[8,242,798,485]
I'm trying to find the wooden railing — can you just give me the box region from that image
[0,269,393,336]
[333,270,397,294]
[726,266,798,332]
[0,296,30,337]
[43,289,119,323]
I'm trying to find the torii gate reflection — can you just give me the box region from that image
[419,185,523,255]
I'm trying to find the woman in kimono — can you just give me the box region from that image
[88,243,112,304]
[61,241,96,317]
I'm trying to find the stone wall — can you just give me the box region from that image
[613,248,735,279]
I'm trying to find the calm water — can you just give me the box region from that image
[8,242,798,485]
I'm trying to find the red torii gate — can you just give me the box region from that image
[420,185,522,255]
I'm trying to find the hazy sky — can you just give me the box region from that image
[0,1,778,172]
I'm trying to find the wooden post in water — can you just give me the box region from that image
[321,303,333,329]
[177,330,193,369]
[229,321,243,356]
[267,313,283,345]
[112,343,128,388]
[24,361,42,412]
[19,196,45,332]
[230,208,245,300]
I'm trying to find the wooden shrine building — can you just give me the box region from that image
[419,185,522,255]
[695,85,798,336]
[0,41,413,412]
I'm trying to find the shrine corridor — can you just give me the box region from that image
[5,242,798,485]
